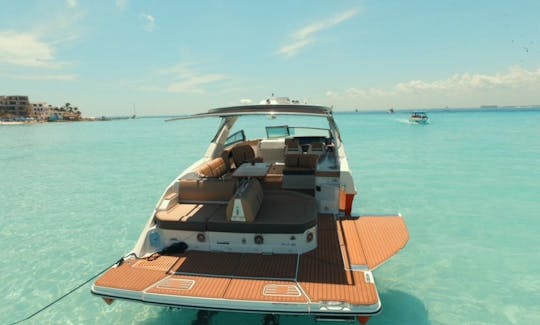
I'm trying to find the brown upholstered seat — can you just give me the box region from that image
[283,154,318,175]
[285,139,301,154]
[179,178,238,202]
[155,203,225,231]
[307,142,325,156]
[197,157,229,178]
[231,144,263,167]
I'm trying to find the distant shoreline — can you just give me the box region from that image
[3,107,539,124]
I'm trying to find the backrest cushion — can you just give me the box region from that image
[231,144,255,167]
[197,157,228,178]
[226,179,264,223]
[179,178,238,202]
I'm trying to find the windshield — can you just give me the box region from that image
[227,115,330,141]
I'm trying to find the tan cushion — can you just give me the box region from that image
[197,157,228,178]
[155,203,223,231]
[197,163,214,177]
[284,154,318,169]
[179,178,237,202]
[226,179,264,223]
[208,157,227,177]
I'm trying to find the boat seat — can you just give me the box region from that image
[207,189,318,234]
[283,154,318,175]
[197,157,229,178]
[284,139,301,154]
[282,154,318,189]
[307,142,325,156]
[231,144,263,167]
[155,203,224,231]
[179,178,238,202]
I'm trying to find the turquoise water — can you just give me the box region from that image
[1,111,539,324]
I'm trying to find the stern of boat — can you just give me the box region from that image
[92,214,408,323]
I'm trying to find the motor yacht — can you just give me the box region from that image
[409,111,429,124]
[91,98,409,324]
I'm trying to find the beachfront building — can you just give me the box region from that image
[48,103,82,121]
[0,95,32,118]
[31,102,54,121]
[1,95,83,121]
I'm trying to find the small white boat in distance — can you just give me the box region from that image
[409,111,429,124]
[92,97,409,324]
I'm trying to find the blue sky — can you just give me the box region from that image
[1,0,539,116]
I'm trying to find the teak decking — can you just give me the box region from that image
[93,215,408,313]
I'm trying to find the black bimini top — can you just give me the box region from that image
[168,104,332,121]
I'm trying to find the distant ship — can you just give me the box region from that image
[409,111,429,124]
[388,108,395,114]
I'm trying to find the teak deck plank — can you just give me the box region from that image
[171,251,241,276]
[298,269,378,305]
[133,255,180,272]
[337,219,368,269]
[94,214,404,307]
[342,216,409,270]
[224,279,308,303]
[233,254,297,279]
[95,260,167,292]
[147,275,231,298]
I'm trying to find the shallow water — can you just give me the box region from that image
[1,110,539,324]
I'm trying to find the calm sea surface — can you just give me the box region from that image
[1,111,539,325]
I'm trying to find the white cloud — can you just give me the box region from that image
[0,7,84,68]
[0,31,57,67]
[279,8,359,57]
[278,39,313,58]
[66,0,77,8]
[240,99,252,104]
[159,62,228,93]
[326,66,540,107]
[327,66,540,97]
[395,66,540,93]
[141,14,156,32]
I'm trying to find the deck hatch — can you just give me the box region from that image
[262,284,301,297]
[156,278,196,291]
